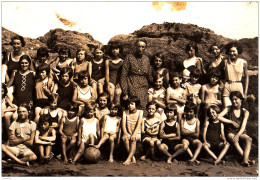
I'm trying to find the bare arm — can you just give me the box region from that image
[35,130,51,145]
[200,85,206,104]
[131,110,143,138]
[4,97,17,112]
[168,122,181,141]
[39,129,56,142]
[105,60,110,90]
[96,119,100,139]
[72,87,84,105]
[59,117,66,137]
[166,87,178,104]
[202,121,209,143]
[243,61,249,99]
[6,71,16,88]
[121,111,128,136]
[220,123,227,143]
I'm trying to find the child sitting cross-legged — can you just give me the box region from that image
[158,104,186,163]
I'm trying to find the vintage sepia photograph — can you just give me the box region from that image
[1,1,258,177]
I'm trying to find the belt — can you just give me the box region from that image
[227,80,241,84]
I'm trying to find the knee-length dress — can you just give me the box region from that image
[120,54,152,113]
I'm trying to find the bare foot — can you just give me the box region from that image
[140,155,147,161]
[249,160,255,166]
[123,160,131,166]
[172,159,178,164]
[214,160,220,165]
[131,156,136,164]
[63,158,68,164]
[167,157,172,164]
[108,158,114,163]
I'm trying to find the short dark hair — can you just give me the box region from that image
[225,41,243,55]
[58,46,71,57]
[165,104,177,115]
[60,67,73,79]
[48,93,59,103]
[126,96,140,109]
[151,52,166,67]
[208,42,224,53]
[78,70,90,81]
[135,39,147,47]
[146,101,158,110]
[209,69,221,80]
[36,63,50,76]
[230,91,244,101]
[38,114,51,128]
[37,47,49,59]
[11,35,25,47]
[66,104,79,113]
[98,92,109,102]
[207,105,221,117]
[184,102,197,114]
[18,55,31,70]
[85,101,96,111]
[185,42,198,54]
[190,68,201,78]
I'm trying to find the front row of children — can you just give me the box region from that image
[3,89,254,167]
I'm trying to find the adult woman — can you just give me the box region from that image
[7,55,35,107]
[120,39,152,114]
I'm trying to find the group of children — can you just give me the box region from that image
[1,36,255,167]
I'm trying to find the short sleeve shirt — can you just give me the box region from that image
[9,120,37,138]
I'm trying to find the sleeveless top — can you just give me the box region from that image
[226,108,246,134]
[183,118,198,133]
[73,60,89,79]
[164,121,178,135]
[108,59,123,85]
[95,107,110,120]
[203,84,220,105]
[13,71,34,105]
[7,52,25,77]
[91,59,105,81]
[35,78,49,99]
[148,87,166,103]
[57,81,74,108]
[104,116,119,133]
[125,110,142,135]
[206,120,221,143]
[77,86,92,100]
[225,58,245,81]
[47,108,61,125]
[2,96,7,113]
[56,58,73,71]
[183,57,198,78]
[82,118,97,138]
[184,82,201,97]
[63,116,79,136]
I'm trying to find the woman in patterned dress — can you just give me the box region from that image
[120,39,152,115]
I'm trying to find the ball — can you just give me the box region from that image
[84,147,101,163]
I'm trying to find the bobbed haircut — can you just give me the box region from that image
[151,52,166,66]
[146,101,158,110]
[184,102,197,115]
[207,105,221,117]
[225,41,243,55]
[185,42,198,54]
[58,46,71,57]
[208,42,224,53]
[18,103,31,112]
[109,103,122,116]
[209,69,221,79]
[97,92,109,102]
[11,35,26,47]
[65,104,79,114]
[38,114,51,128]
[85,101,96,111]
[18,55,31,69]
[190,68,201,78]
[135,39,147,47]
[153,73,164,83]
[78,70,90,81]
[126,96,141,109]
[165,104,177,115]
[60,67,73,79]
[76,48,86,55]
[36,63,50,76]
[169,71,182,86]
[37,47,49,59]
[230,91,244,101]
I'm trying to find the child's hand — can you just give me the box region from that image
[50,142,55,146]
[203,142,210,147]
[122,133,130,140]
[232,122,240,128]
[130,134,137,141]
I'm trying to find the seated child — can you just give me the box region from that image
[148,74,166,121]
[59,104,80,163]
[158,104,186,163]
[218,91,255,167]
[121,96,143,165]
[180,102,202,165]
[95,92,110,121]
[202,105,229,165]
[92,103,122,162]
[35,114,56,164]
[140,101,161,161]
[72,101,100,163]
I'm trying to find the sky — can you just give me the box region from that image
[1,2,258,44]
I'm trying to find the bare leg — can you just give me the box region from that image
[67,137,76,152]
[38,145,45,158]
[93,133,109,149]
[215,143,230,165]
[61,137,68,163]
[190,139,202,162]
[97,83,103,95]
[203,144,218,160]
[108,135,115,162]
[89,134,96,146]
[20,153,37,162]
[114,85,122,105]
[172,144,186,160]
[123,140,137,165]
[34,107,42,124]
[72,142,85,163]
[228,133,243,156]
[45,145,52,158]
[108,84,115,103]
[240,134,252,164]
[2,144,28,165]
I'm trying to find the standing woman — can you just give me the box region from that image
[5,35,34,81]
[182,42,205,84]
[7,55,35,108]
[120,39,152,114]
[222,42,249,107]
